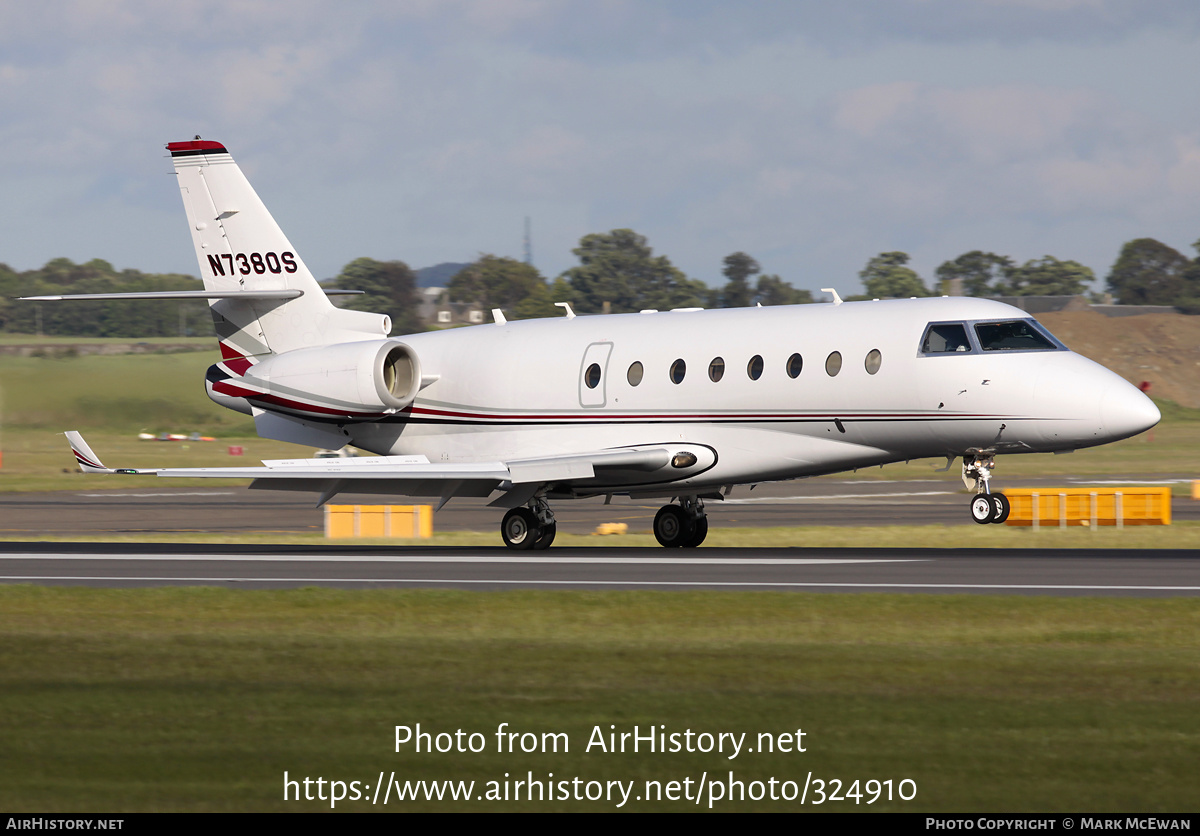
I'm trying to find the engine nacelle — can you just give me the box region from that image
[242,339,423,420]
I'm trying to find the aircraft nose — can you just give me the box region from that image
[1100,381,1160,441]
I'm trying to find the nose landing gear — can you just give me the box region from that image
[653,496,708,548]
[963,454,1010,525]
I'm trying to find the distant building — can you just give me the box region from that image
[417,287,484,327]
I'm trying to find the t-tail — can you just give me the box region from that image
[167,139,390,360]
[24,140,423,451]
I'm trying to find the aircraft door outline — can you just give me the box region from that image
[579,341,614,408]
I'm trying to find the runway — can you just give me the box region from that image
[3,542,1199,596]
[2,474,1197,536]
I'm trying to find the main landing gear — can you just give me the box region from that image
[653,496,708,548]
[501,496,556,550]
[963,454,1010,525]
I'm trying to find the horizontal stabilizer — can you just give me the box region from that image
[20,290,303,302]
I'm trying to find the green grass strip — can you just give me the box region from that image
[1,586,1197,811]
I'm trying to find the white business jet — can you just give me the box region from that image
[31,139,1160,549]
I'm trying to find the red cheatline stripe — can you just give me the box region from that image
[406,405,1008,422]
[211,381,387,419]
[222,358,253,376]
[73,450,103,469]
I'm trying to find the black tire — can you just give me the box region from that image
[531,521,557,550]
[501,507,540,550]
[681,516,708,548]
[653,505,694,548]
[990,493,1011,524]
[970,495,994,525]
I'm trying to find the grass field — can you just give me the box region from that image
[0,587,1196,812]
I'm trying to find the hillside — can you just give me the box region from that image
[1039,311,1200,408]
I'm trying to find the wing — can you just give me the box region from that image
[64,432,708,507]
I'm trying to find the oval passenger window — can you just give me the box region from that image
[865,349,882,375]
[825,351,842,377]
[747,355,764,380]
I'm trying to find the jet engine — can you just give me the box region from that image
[211,339,424,421]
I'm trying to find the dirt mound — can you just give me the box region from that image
[1038,311,1200,408]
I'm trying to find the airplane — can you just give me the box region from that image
[29,138,1161,549]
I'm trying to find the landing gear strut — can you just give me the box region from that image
[963,454,1010,525]
[653,496,708,548]
[501,496,557,550]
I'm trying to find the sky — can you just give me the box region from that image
[2,0,1199,297]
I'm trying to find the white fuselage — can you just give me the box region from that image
[339,296,1157,496]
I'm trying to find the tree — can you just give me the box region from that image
[332,257,423,336]
[719,252,759,308]
[4,258,206,337]
[1006,256,1093,297]
[752,274,814,306]
[1106,238,1190,305]
[935,251,1014,297]
[858,252,931,298]
[559,229,705,313]
[447,255,546,312]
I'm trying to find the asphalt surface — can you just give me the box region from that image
[2,542,1199,596]
[2,475,1197,537]
[3,476,1197,596]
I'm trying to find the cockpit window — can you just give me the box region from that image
[921,323,971,354]
[974,320,1059,352]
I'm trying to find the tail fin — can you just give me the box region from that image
[167,139,390,359]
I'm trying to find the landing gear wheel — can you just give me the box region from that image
[501,507,540,550]
[531,521,557,550]
[681,516,708,548]
[970,495,995,525]
[654,505,695,548]
[990,493,1011,524]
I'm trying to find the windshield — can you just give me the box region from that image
[974,320,1059,352]
[921,322,972,354]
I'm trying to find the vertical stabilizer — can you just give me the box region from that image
[167,139,390,358]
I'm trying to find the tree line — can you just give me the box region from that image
[0,258,207,337]
[5,232,1200,337]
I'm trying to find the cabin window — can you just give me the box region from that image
[974,320,1059,352]
[670,358,687,384]
[747,354,764,380]
[708,357,725,382]
[584,363,602,389]
[786,353,803,378]
[921,322,971,353]
[627,362,643,386]
[865,349,882,375]
[825,351,842,376]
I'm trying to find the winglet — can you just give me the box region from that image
[64,431,157,475]
[65,431,115,473]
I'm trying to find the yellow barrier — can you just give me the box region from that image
[593,523,629,536]
[324,505,434,539]
[1002,487,1170,527]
